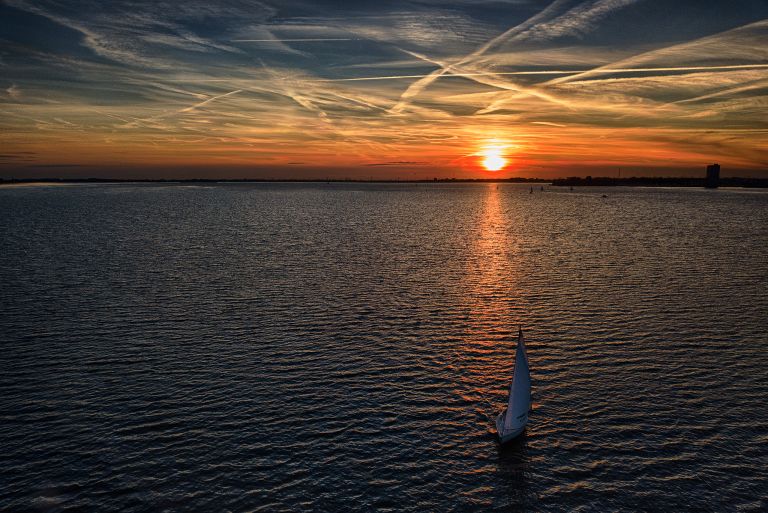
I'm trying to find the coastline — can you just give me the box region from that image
[2,176,767,187]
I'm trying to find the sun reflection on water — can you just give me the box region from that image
[457,184,533,496]
[452,185,528,443]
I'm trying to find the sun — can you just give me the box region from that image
[483,154,507,171]
[477,140,512,171]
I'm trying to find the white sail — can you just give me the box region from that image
[502,327,531,434]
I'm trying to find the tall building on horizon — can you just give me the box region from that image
[705,163,720,188]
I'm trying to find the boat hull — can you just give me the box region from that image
[496,411,526,444]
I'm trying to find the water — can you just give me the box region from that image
[1,183,766,512]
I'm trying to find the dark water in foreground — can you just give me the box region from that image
[1,183,767,512]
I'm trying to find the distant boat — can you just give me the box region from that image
[496,327,531,444]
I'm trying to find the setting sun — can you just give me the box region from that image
[481,146,508,171]
[483,154,507,171]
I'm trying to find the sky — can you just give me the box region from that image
[1,0,767,179]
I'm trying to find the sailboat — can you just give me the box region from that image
[496,327,531,444]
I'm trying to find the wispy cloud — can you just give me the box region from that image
[232,38,355,42]
[386,0,643,114]
[322,64,768,82]
[178,89,242,113]
[365,161,427,166]
[1,0,767,175]
[513,0,642,41]
[4,84,22,100]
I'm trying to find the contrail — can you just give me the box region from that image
[324,64,768,82]
[538,19,768,89]
[571,63,768,75]
[102,89,244,129]
[179,89,242,113]
[324,71,574,82]
[387,0,573,114]
[387,0,652,114]
[674,78,768,104]
[532,121,567,127]
[232,38,355,42]
[470,20,768,114]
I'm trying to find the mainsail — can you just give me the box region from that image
[503,327,531,433]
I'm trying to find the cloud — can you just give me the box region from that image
[513,0,643,41]
[467,18,768,121]
[1,0,767,175]
[232,38,355,42]
[386,0,645,114]
[532,121,567,127]
[322,63,768,83]
[541,19,768,88]
[5,84,22,100]
[178,89,242,113]
[5,0,270,66]
[0,151,36,161]
[365,161,427,166]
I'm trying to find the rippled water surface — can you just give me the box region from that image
[1,183,767,512]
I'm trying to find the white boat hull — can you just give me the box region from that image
[496,410,526,444]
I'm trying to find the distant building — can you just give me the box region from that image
[705,163,720,189]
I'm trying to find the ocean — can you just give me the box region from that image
[1,182,766,512]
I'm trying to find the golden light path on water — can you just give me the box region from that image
[457,185,530,437]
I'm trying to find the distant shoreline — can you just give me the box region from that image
[0,177,550,185]
[1,176,767,187]
[551,176,768,188]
